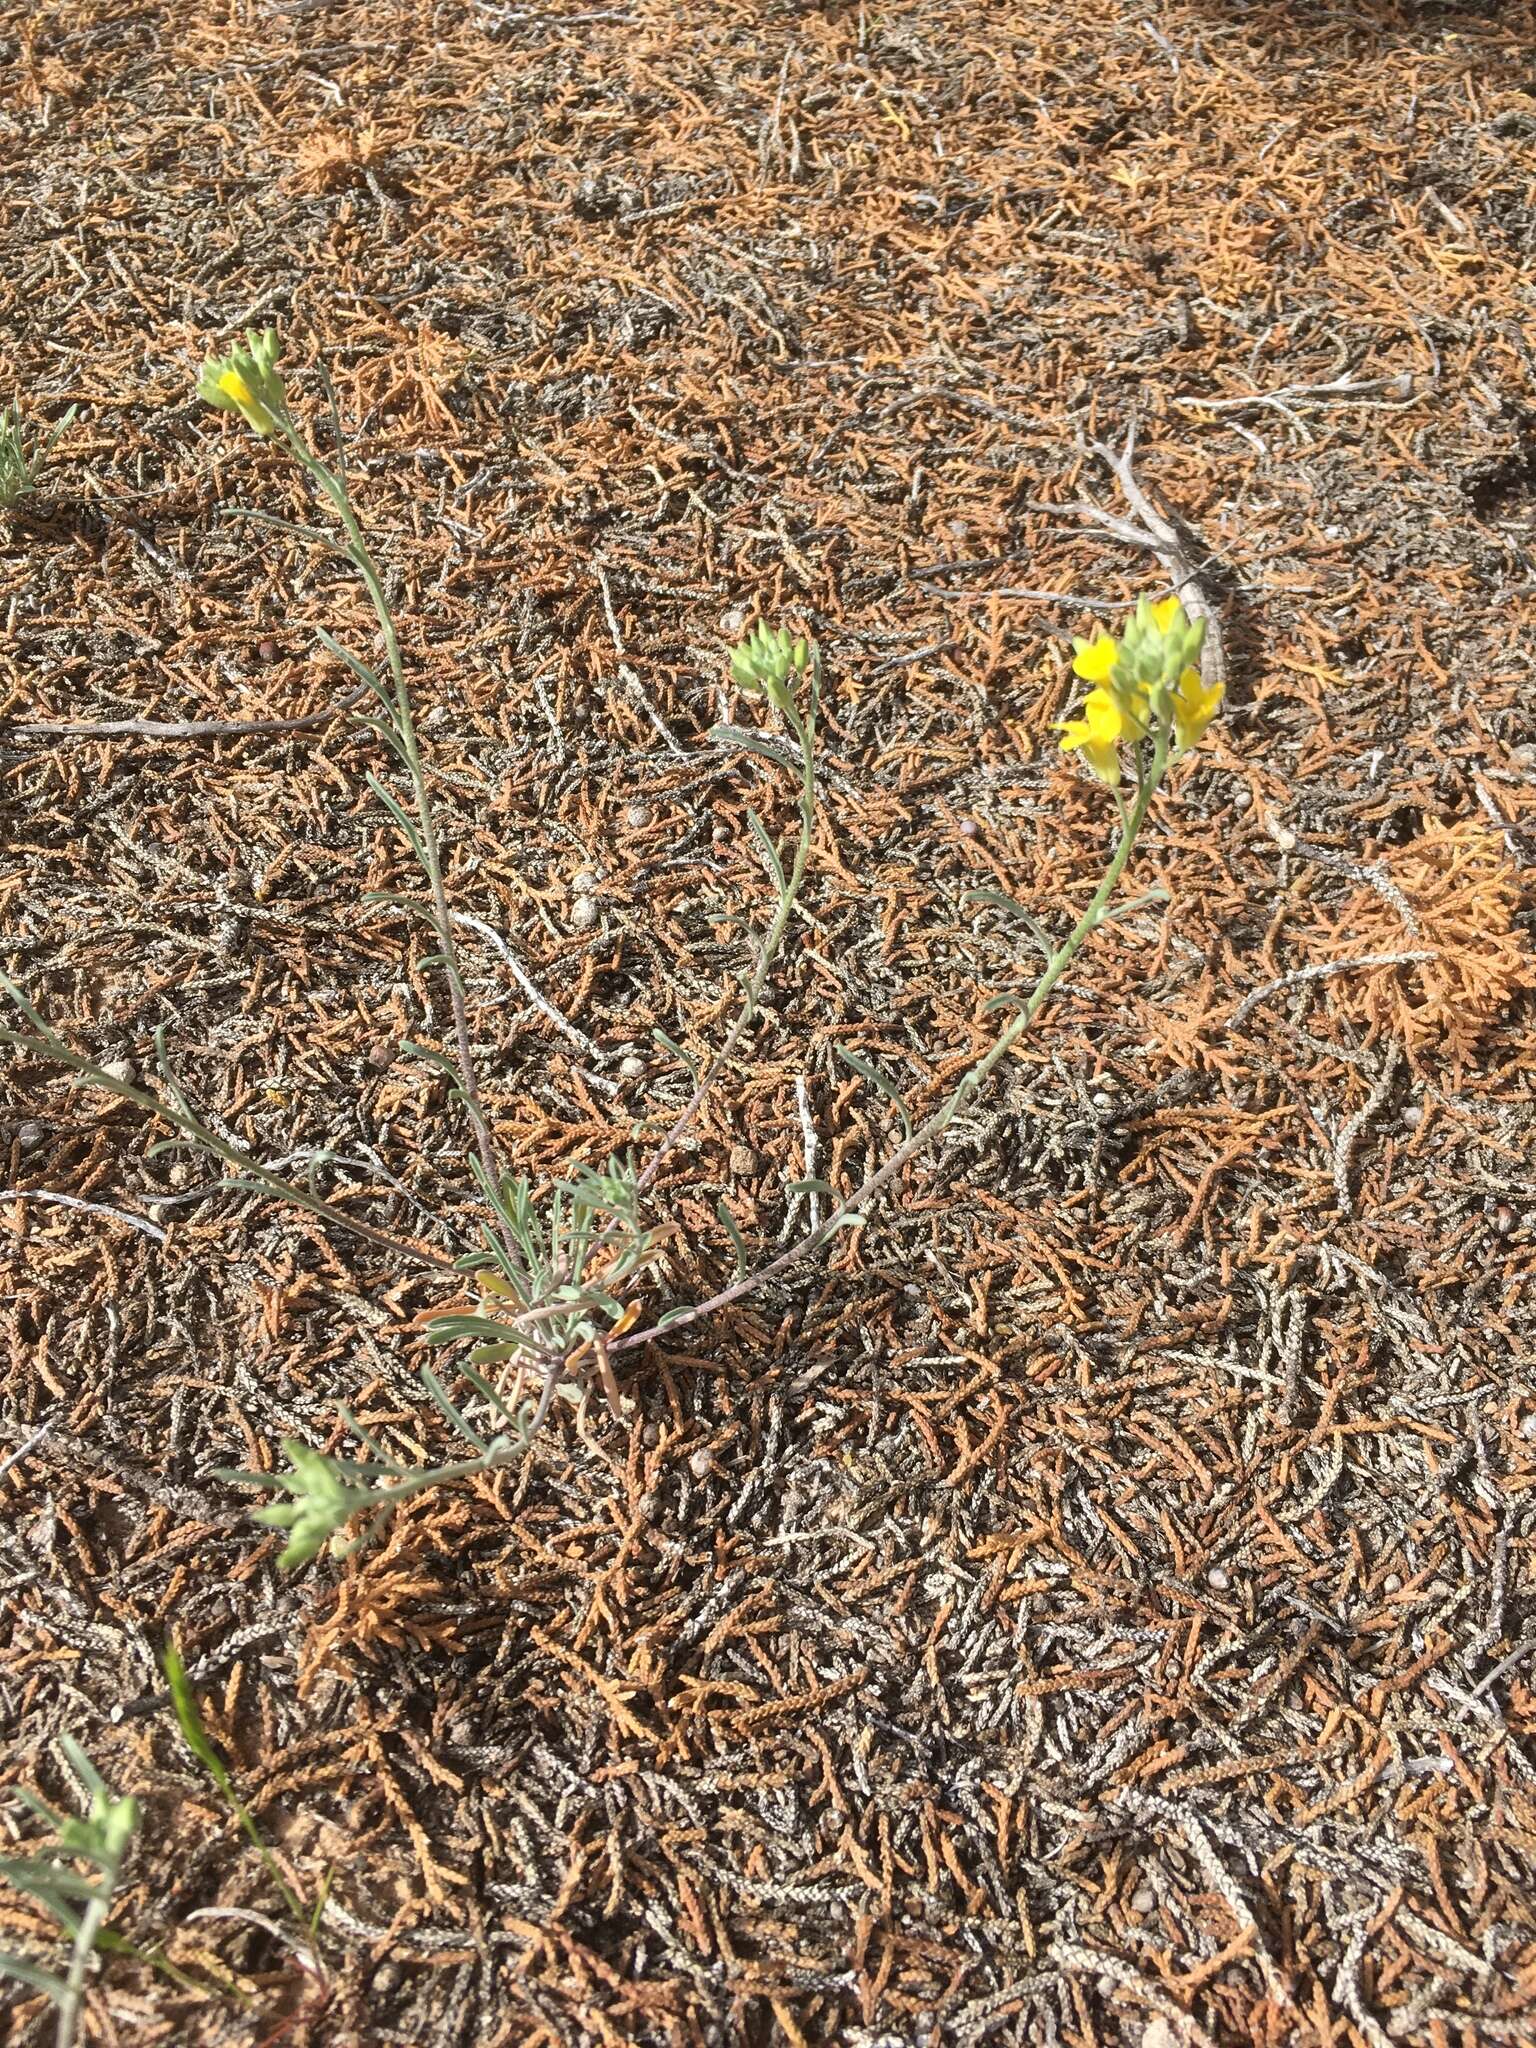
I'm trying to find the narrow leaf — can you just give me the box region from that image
[162,1643,229,1791]
[961,888,1056,960]
[707,725,796,770]
[455,1359,522,1429]
[313,625,385,701]
[422,1367,489,1453]
[651,1027,698,1079]
[400,1039,463,1082]
[365,774,427,859]
[0,1951,69,1999]
[836,1047,912,1138]
[337,1406,393,1463]
[746,807,787,896]
[218,505,334,548]
[716,1199,750,1278]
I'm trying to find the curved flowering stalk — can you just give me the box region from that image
[606,594,1220,1358]
[200,331,521,1281]
[14,322,1227,1573]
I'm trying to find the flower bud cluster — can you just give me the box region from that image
[197,327,288,438]
[1057,596,1221,785]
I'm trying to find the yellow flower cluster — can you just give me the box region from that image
[1057,596,1222,785]
[197,327,286,438]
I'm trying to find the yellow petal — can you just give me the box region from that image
[1151,596,1185,632]
[216,366,276,435]
[1058,690,1125,785]
[1082,738,1122,784]
[1109,682,1150,739]
[1080,686,1126,741]
[1171,665,1224,753]
[1071,634,1119,683]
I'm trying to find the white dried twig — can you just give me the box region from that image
[1068,424,1227,698]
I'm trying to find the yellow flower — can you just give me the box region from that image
[1071,632,1119,684]
[215,368,277,435]
[198,328,286,437]
[1171,664,1223,755]
[1151,596,1184,633]
[1058,686,1130,784]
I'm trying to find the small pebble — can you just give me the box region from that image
[1270,822,1297,852]
[1382,1572,1402,1593]
[625,802,652,829]
[1207,1566,1231,1591]
[711,823,731,846]
[688,1446,714,1480]
[1493,1203,1516,1236]
[729,1143,760,1177]
[570,898,598,932]
[1131,1884,1157,1914]
[1522,1412,1536,1440]
[257,637,279,662]
[1092,1090,1115,1110]
[1401,1104,1422,1129]
[958,817,979,839]
[619,1053,646,1081]
[1231,787,1253,812]
[16,1121,47,1151]
[101,1058,137,1086]
[571,868,598,895]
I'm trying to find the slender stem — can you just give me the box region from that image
[339,1438,524,1536]
[277,414,525,1283]
[612,734,1169,1354]
[0,1020,456,1274]
[57,1854,123,2048]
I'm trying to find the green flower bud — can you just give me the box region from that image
[197,327,288,439]
[729,621,815,699]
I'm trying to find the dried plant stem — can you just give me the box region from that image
[271,414,527,1287]
[1073,424,1227,697]
[13,688,369,742]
